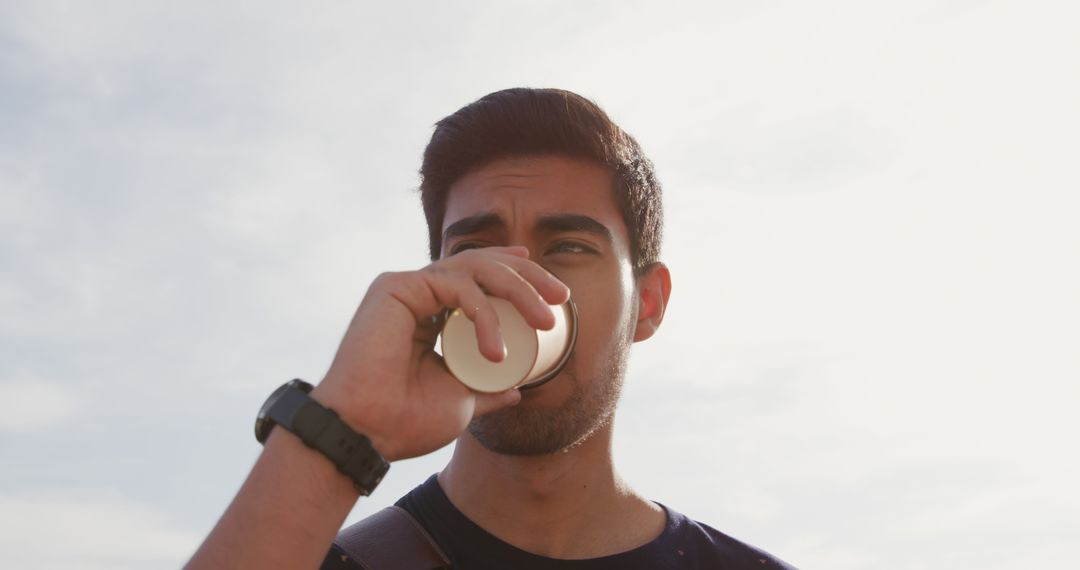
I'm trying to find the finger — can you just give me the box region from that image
[444,248,568,308]
[456,283,506,363]
[424,272,506,362]
[472,261,558,331]
[501,245,530,258]
[500,257,571,305]
[473,389,522,417]
[455,249,569,305]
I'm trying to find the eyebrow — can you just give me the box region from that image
[442,212,614,244]
[443,212,504,242]
[535,214,613,243]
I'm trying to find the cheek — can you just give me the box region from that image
[567,263,636,358]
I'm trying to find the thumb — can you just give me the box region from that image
[473,389,522,417]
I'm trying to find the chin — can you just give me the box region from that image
[517,370,574,405]
[466,367,621,456]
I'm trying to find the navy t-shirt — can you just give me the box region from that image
[325,474,796,569]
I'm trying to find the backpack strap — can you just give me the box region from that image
[334,506,451,570]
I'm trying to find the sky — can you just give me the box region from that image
[1,0,1078,568]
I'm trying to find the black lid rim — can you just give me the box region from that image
[518,296,579,391]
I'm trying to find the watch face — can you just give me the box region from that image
[254,382,293,444]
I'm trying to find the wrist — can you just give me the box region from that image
[308,381,402,463]
[263,425,362,500]
[256,379,390,494]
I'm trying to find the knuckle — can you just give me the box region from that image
[372,270,429,298]
[446,248,480,264]
[425,263,449,276]
[372,271,401,288]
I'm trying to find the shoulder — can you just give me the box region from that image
[663,506,799,570]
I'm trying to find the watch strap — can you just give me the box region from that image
[260,380,389,495]
[291,400,389,494]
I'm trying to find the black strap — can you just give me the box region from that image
[335,506,451,570]
[293,401,388,494]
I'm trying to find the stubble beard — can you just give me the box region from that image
[467,341,630,456]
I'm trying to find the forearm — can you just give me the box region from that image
[185,428,360,570]
[185,248,553,567]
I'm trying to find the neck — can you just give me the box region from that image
[438,419,664,559]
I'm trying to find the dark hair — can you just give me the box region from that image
[419,88,663,276]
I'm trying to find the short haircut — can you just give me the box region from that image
[419,88,663,276]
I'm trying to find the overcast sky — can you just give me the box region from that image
[1,1,1078,568]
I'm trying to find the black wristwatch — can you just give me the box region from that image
[255,379,389,495]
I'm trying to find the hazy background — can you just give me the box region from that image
[1,1,1077,568]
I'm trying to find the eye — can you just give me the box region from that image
[546,241,595,255]
[449,241,489,255]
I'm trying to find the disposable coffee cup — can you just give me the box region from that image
[440,296,578,393]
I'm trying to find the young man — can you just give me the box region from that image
[187,88,795,569]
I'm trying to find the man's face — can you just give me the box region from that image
[440,155,639,455]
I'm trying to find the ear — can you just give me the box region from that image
[633,262,672,343]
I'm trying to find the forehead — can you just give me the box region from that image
[442,155,628,242]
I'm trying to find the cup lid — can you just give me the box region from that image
[441,298,539,392]
[439,297,577,393]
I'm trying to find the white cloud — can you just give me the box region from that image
[3,1,1079,569]
[780,534,876,570]
[0,381,80,432]
[0,166,42,228]
[0,494,199,570]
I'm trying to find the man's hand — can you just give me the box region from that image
[184,246,571,570]
[311,245,571,461]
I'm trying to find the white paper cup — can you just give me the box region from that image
[440,296,578,393]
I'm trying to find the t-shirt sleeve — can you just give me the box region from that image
[689,518,799,569]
